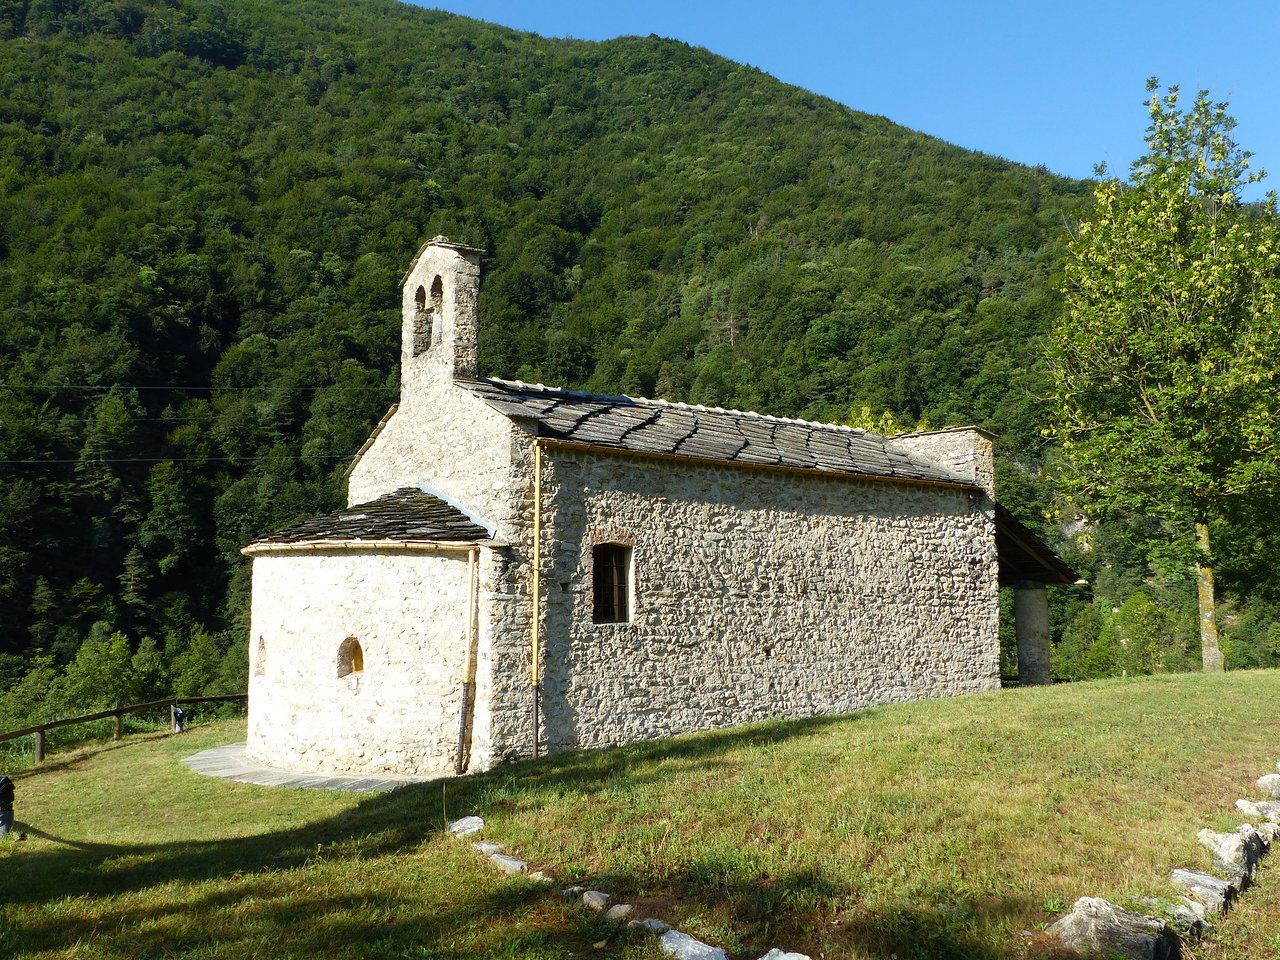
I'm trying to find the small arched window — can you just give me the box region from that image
[429,275,444,345]
[412,284,432,357]
[337,637,364,678]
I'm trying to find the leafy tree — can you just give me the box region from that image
[1047,80,1280,672]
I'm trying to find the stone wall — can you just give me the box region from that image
[246,548,483,775]
[889,427,996,500]
[529,447,1000,754]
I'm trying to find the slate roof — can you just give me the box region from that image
[461,378,967,487]
[248,488,490,547]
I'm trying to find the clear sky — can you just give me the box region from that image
[412,1,1279,201]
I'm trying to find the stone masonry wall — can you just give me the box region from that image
[246,549,482,775]
[529,447,1000,754]
[889,428,996,500]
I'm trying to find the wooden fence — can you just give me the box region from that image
[0,694,247,763]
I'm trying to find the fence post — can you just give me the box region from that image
[113,712,123,741]
[170,702,178,733]
[35,729,45,763]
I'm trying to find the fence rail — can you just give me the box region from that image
[0,694,247,762]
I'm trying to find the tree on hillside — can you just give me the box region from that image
[1047,79,1280,672]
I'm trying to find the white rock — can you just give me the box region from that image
[659,930,729,960]
[1257,773,1280,799]
[472,841,502,855]
[447,816,484,837]
[581,890,612,912]
[757,950,812,960]
[1238,798,1280,823]
[629,918,673,933]
[527,871,554,883]
[1045,897,1176,960]
[561,885,586,900]
[1170,868,1236,915]
[1259,822,1280,845]
[489,853,527,874]
[603,903,634,923]
[1197,825,1264,883]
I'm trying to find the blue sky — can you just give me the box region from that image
[413,1,1279,201]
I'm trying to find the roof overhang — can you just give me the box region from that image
[994,503,1078,587]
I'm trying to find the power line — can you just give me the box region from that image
[0,383,395,392]
[0,454,355,465]
[0,417,212,425]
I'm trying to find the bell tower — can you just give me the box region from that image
[400,236,483,400]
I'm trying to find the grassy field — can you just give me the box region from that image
[4,673,1280,959]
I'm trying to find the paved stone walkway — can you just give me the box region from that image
[182,743,434,792]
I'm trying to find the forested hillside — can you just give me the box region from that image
[1,0,1269,722]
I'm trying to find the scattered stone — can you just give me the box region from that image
[561,885,586,901]
[1198,825,1265,883]
[581,890,612,912]
[489,853,528,875]
[1256,773,1280,799]
[757,950,813,960]
[527,871,554,883]
[629,918,673,934]
[659,929,729,960]
[1171,897,1210,940]
[447,815,484,838]
[1170,868,1236,915]
[1140,896,1209,941]
[472,841,503,855]
[1236,798,1280,823]
[1259,822,1280,846]
[603,903,634,923]
[1045,897,1178,960]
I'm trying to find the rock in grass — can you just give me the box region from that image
[629,918,673,934]
[1236,798,1280,823]
[489,853,527,874]
[1170,868,1236,915]
[472,841,502,855]
[581,890,612,912]
[1197,825,1265,883]
[1171,897,1209,940]
[1257,773,1280,799]
[561,885,586,900]
[1140,896,1209,941]
[1045,897,1177,960]
[603,903,634,923]
[447,816,484,837]
[1258,822,1280,846]
[659,930,729,960]
[757,950,813,960]
[527,871,554,884]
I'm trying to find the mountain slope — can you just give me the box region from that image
[0,0,1090,660]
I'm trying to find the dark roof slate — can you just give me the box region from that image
[462,378,966,486]
[249,488,490,546]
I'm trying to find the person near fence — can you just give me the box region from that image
[173,705,185,733]
[0,774,14,838]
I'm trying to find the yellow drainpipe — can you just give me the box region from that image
[455,546,480,775]
[530,439,543,759]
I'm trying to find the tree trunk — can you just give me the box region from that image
[1196,521,1225,673]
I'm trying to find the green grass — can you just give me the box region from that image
[4,673,1280,959]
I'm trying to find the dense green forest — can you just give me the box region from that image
[1,0,1276,732]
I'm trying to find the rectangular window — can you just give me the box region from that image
[592,543,631,623]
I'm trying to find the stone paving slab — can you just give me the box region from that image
[182,743,434,792]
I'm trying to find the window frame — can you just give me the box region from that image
[592,542,633,624]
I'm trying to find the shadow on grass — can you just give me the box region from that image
[0,712,1050,959]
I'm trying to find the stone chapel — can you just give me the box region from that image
[242,237,1075,777]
